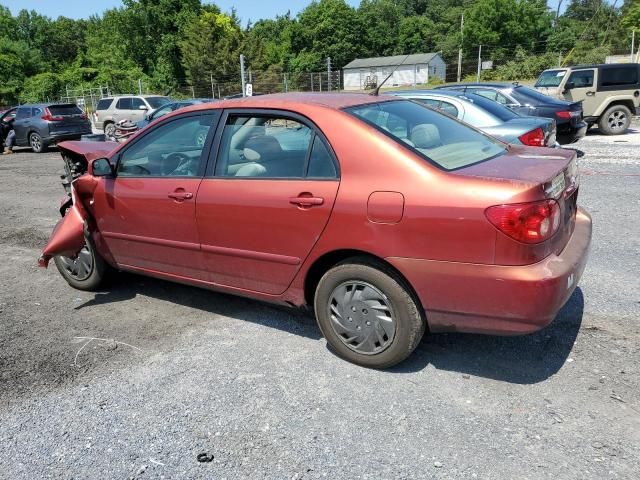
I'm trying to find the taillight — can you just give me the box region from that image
[42,107,63,121]
[555,111,572,119]
[485,200,561,244]
[518,127,545,147]
[80,114,88,120]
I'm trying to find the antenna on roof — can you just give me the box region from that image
[370,54,411,96]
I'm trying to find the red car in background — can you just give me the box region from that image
[39,93,592,368]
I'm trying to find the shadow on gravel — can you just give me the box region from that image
[394,288,585,384]
[75,272,322,340]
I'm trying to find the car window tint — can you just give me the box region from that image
[96,99,112,110]
[568,70,594,88]
[16,108,31,120]
[215,115,312,178]
[601,66,638,86]
[307,135,337,178]
[32,107,43,117]
[131,98,146,109]
[438,101,459,117]
[117,114,214,177]
[116,98,132,110]
[347,100,506,171]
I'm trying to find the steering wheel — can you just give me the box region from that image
[165,152,191,175]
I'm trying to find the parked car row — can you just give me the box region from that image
[40,92,592,369]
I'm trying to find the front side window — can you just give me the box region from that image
[117,114,215,177]
[215,115,314,178]
[347,100,506,171]
[116,98,132,110]
[131,98,146,110]
[568,70,594,88]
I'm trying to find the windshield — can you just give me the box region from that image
[535,70,567,88]
[146,96,171,109]
[463,93,519,122]
[346,100,506,171]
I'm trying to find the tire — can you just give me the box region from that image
[53,234,108,291]
[598,105,632,135]
[103,122,116,140]
[314,257,425,369]
[29,132,47,153]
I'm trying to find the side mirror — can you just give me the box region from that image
[139,105,148,110]
[564,82,575,91]
[92,158,114,177]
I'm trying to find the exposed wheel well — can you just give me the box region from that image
[602,100,635,114]
[303,249,424,314]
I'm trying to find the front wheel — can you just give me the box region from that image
[598,105,631,135]
[30,132,47,153]
[314,257,425,369]
[53,234,108,291]
[103,122,116,140]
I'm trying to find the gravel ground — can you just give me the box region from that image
[0,124,639,479]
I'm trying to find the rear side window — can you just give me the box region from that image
[600,66,638,87]
[131,98,146,109]
[48,105,83,116]
[438,101,459,117]
[307,135,337,178]
[16,108,31,120]
[469,88,509,105]
[32,107,43,117]
[96,99,112,110]
[116,98,133,110]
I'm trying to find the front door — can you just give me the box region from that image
[563,68,598,116]
[91,112,218,278]
[196,111,340,295]
[12,107,32,145]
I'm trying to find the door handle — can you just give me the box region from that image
[289,195,324,207]
[586,91,595,96]
[168,191,193,201]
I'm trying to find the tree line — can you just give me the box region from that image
[1,0,639,105]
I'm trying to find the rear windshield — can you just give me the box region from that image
[346,100,506,171]
[49,104,83,116]
[146,96,171,109]
[96,99,112,110]
[535,70,567,88]
[510,86,558,105]
[463,93,519,122]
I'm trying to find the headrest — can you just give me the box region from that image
[410,124,441,149]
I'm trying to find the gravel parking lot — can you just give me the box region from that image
[1,124,639,479]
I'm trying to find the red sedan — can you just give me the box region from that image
[40,93,592,368]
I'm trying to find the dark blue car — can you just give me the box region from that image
[136,99,213,129]
[1,103,92,153]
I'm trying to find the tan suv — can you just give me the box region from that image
[534,63,640,135]
[94,95,171,137]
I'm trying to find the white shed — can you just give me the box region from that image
[342,53,447,91]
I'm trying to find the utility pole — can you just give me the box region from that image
[457,14,464,83]
[555,0,564,28]
[284,73,288,92]
[191,85,195,98]
[240,54,246,97]
[476,45,482,82]
[632,30,636,62]
[210,74,215,99]
[327,57,332,91]
[138,78,142,95]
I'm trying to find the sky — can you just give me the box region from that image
[0,0,615,24]
[0,0,359,23]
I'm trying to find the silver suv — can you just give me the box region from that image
[94,95,171,137]
[535,64,640,135]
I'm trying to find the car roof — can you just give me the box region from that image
[389,89,468,98]
[438,82,520,89]
[177,92,397,113]
[16,103,75,108]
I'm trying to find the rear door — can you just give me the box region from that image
[91,111,219,277]
[195,109,340,294]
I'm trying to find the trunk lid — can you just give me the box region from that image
[454,146,579,259]
[503,117,557,146]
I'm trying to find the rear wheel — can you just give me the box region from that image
[54,234,108,291]
[29,132,47,153]
[598,105,631,135]
[314,257,425,369]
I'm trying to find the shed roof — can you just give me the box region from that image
[343,53,441,70]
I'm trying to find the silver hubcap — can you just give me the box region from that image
[30,134,41,151]
[328,281,396,355]
[608,110,627,131]
[105,124,115,137]
[58,245,93,281]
